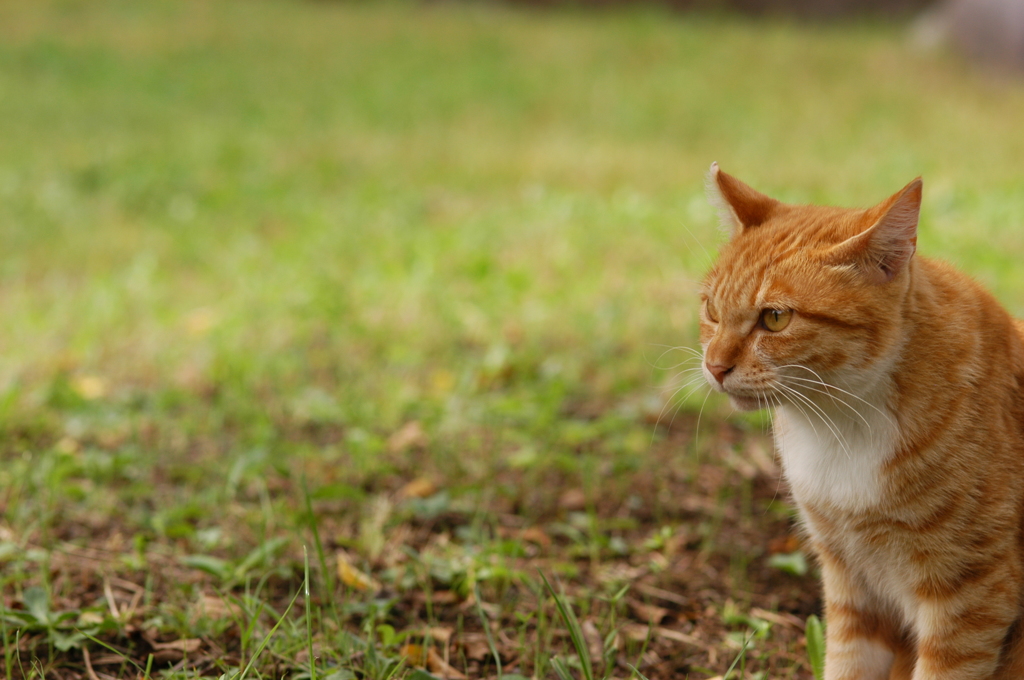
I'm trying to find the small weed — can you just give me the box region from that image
[806,615,826,680]
[768,551,809,577]
[541,572,595,680]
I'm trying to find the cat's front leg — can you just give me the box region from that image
[910,585,1017,680]
[818,548,896,680]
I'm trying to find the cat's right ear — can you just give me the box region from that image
[826,178,922,285]
[705,162,779,237]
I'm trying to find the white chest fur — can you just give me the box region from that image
[774,399,898,513]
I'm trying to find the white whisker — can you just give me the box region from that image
[693,388,713,456]
[775,364,895,426]
[771,381,818,439]
[775,382,853,460]
[779,377,873,430]
[662,365,705,380]
[644,345,704,371]
[764,393,785,513]
[649,374,710,445]
[668,380,710,431]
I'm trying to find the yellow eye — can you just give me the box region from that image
[704,298,719,323]
[761,309,792,332]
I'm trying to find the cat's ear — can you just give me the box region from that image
[705,162,779,237]
[828,178,922,284]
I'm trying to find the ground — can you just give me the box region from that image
[2,0,1024,678]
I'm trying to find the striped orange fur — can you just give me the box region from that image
[699,164,1024,680]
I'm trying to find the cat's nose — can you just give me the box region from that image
[706,362,734,385]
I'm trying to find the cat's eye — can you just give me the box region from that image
[761,309,792,332]
[704,299,719,323]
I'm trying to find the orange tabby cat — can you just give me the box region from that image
[698,164,1024,680]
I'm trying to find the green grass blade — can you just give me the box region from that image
[78,632,146,674]
[233,576,304,680]
[539,570,593,680]
[302,476,337,600]
[551,656,576,680]
[626,663,651,680]
[626,623,654,680]
[722,631,753,680]
[473,583,503,679]
[305,546,317,680]
[806,614,826,680]
[2,606,12,680]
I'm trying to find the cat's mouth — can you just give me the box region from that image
[703,366,771,411]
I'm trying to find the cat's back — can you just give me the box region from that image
[908,257,1024,392]
[877,257,1024,551]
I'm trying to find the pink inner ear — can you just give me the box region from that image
[827,178,922,284]
[868,179,921,282]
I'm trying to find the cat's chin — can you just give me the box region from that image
[728,394,765,411]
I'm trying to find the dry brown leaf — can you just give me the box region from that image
[582,619,602,665]
[388,421,428,453]
[458,632,490,660]
[413,589,460,605]
[634,582,690,606]
[337,552,381,592]
[86,655,128,666]
[594,563,647,585]
[398,476,436,500]
[517,526,551,547]
[434,590,460,604]
[194,593,241,621]
[427,647,467,679]
[622,622,654,643]
[71,375,107,400]
[652,626,702,646]
[420,626,454,643]
[621,623,701,647]
[400,643,428,667]
[558,488,586,511]
[627,598,669,624]
[151,638,202,653]
[749,607,805,630]
[767,534,801,555]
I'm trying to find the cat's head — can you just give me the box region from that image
[699,164,922,410]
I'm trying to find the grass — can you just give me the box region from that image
[2,0,1024,677]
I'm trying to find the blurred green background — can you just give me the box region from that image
[5,0,1024,415]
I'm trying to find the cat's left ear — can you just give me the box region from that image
[706,162,780,237]
[827,177,922,284]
